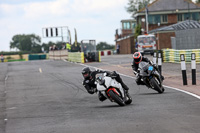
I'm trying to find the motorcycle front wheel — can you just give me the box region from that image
[108,90,125,106]
[150,77,164,94]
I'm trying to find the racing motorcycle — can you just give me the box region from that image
[95,73,132,106]
[134,61,164,94]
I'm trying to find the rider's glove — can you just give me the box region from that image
[149,61,153,65]
[133,71,137,75]
[88,88,97,94]
[96,69,101,72]
[153,64,157,68]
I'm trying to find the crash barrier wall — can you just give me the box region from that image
[49,50,68,60]
[48,50,101,63]
[68,52,84,63]
[100,50,113,56]
[162,49,200,63]
[28,54,46,60]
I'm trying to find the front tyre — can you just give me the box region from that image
[108,90,125,106]
[150,77,164,94]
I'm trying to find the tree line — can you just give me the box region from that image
[8,34,115,54]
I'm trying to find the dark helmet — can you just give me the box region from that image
[82,67,91,79]
[133,52,142,64]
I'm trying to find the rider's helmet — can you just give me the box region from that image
[82,67,91,79]
[133,52,142,64]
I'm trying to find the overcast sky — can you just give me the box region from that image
[0,0,197,51]
[0,0,132,51]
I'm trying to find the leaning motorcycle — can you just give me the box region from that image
[135,61,164,94]
[95,73,132,106]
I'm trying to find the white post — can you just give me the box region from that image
[180,54,187,85]
[191,53,196,85]
[153,52,157,65]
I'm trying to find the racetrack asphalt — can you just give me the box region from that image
[0,56,200,133]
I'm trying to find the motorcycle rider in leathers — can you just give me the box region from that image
[82,67,130,101]
[132,52,164,85]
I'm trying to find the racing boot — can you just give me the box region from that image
[161,75,165,80]
[98,92,107,102]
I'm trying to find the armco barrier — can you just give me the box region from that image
[162,49,200,63]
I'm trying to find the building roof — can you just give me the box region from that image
[149,20,200,33]
[138,0,200,13]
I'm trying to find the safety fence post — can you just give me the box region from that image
[158,52,162,75]
[153,52,157,65]
[191,53,196,85]
[180,54,187,85]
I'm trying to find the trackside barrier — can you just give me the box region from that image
[68,52,84,63]
[48,50,101,63]
[49,50,68,60]
[100,50,112,56]
[162,49,200,63]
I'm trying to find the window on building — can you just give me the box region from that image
[132,23,136,28]
[191,12,199,21]
[178,14,183,22]
[123,22,131,29]
[148,15,161,24]
[184,13,190,20]
[161,15,168,23]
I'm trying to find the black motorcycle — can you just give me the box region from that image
[135,61,164,94]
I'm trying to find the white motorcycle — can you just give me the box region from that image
[95,73,132,106]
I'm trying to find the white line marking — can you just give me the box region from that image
[7,107,17,110]
[39,68,42,73]
[5,75,8,81]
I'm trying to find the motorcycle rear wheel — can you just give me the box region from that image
[108,90,125,106]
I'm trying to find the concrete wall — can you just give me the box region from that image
[49,50,68,60]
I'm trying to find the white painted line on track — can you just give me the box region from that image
[63,60,200,100]
[5,75,8,81]
[39,68,42,73]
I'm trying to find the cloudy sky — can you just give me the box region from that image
[0,0,131,51]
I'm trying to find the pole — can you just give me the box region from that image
[180,54,187,85]
[145,7,149,33]
[191,53,196,85]
[158,52,162,75]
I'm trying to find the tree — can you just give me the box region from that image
[125,0,151,17]
[96,42,115,51]
[134,24,142,40]
[196,0,200,3]
[10,34,42,53]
